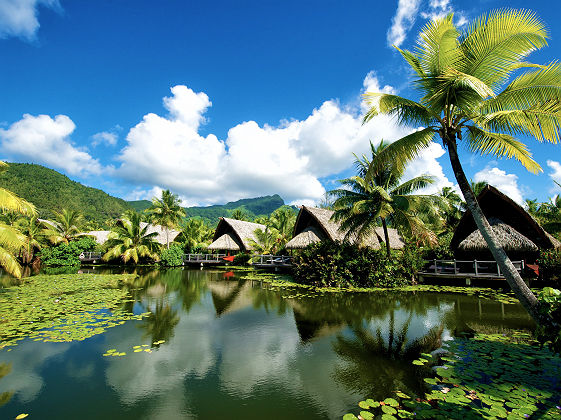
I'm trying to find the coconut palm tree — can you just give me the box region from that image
[43,209,84,244]
[362,10,561,325]
[147,190,186,249]
[16,216,45,266]
[229,207,252,221]
[0,162,36,277]
[330,141,438,257]
[248,227,280,255]
[177,218,213,252]
[103,211,160,263]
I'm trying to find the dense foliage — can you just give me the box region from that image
[537,249,561,284]
[39,236,97,266]
[293,241,424,288]
[233,252,251,265]
[159,244,184,267]
[0,163,131,223]
[535,287,561,354]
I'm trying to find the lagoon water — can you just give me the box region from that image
[0,268,534,419]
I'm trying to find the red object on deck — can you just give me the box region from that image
[223,255,235,262]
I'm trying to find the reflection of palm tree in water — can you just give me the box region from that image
[139,300,180,345]
[332,310,443,400]
[0,363,13,407]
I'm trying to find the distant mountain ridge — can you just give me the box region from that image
[128,194,286,224]
[0,162,288,225]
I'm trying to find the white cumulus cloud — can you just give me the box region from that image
[0,0,60,40]
[474,165,524,204]
[92,131,118,147]
[0,113,103,176]
[547,160,561,192]
[387,0,421,48]
[116,74,450,206]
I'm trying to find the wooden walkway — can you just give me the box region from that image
[79,252,103,263]
[417,259,524,284]
[251,255,293,269]
[184,254,228,266]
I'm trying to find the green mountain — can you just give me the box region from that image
[0,163,131,223]
[127,194,287,225]
[0,162,289,226]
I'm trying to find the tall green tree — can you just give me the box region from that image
[43,209,84,244]
[147,190,186,249]
[363,10,561,324]
[330,141,438,257]
[177,218,214,252]
[103,211,160,263]
[0,162,36,277]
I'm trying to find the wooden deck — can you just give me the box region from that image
[417,259,524,284]
[251,255,293,270]
[184,254,229,265]
[79,252,103,263]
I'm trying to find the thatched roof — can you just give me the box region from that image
[458,218,539,252]
[290,206,405,249]
[208,217,266,252]
[139,222,181,245]
[83,230,111,244]
[285,226,323,249]
[207,233,241,251]
[451,185,561,253]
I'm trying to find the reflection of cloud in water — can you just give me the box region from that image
[104,304,215,406]
[66,360,95,381]
[0,340,71,403]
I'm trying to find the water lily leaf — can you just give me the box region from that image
[15,415,28,419]
[359,411,374,420]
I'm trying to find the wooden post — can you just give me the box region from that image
[454,259,457,273]
[434,259,437,274]
[474,260,478,276]
[497,263,501,276]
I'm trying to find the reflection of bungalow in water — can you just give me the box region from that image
[285,206,405,250]
[207,280,253,317]
[84,223,181,246]
[451,185,560,263]
[208,217,266,252]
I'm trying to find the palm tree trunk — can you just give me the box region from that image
[447,139,548,326]
[381,218,391,258]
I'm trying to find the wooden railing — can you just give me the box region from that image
[420,259,524,277]
[79,252,102,261]
[184,254,227,263]
[252,255,293,266]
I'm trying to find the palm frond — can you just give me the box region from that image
[0,246,22,278]
[363,93,435,126]
[458,9,548,90]
[366,128,436,179]
[391,175,436,196]
[395,46,425,77]
[464,125,542,173]
[0,188,36,216]
[415,13,461,75]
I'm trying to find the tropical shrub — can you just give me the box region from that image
[39,236,97,266]
[293,241,423,288]
[537,249,561,284]
[233,253,251,265]
[535,287,561,354]
[159,244,184,267]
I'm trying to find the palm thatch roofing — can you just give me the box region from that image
[84,230,111,245]
[207,217,266,252]
[287,206,405,250]
[458,217,539,252]
[207,233,241,251]
[451,185,561,253]
[139,222,181,245]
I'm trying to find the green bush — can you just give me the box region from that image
[293,241,423,288]
[233,253,251,265]
[535,287,561,354]
[39,237,97,267]
[537,249,561,284]
[159,244,184,267]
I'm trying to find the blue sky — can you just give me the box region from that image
[0,0,560,207]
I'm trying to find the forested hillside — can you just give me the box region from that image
[0,163,131,223]
[0,163,290,225]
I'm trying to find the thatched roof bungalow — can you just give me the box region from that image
[208,217,266,252]
[451,185,560,262]
[285,206,405,250]
[83,223,180,246]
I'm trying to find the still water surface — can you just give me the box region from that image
[0,268,534,419]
